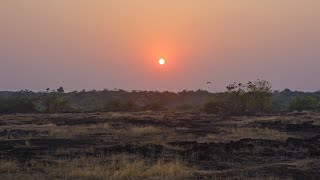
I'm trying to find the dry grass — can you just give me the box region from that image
[143,160,192,178]
[110,112,138,119]
[199,127,292,143]
[2,112,320,179]
[66,157,192,180]
[47,123,164,139]
[129,126,162,136]
[286,159,320,171]
[0,121,165,141]
[47,125,90,137]
[0,159,18,173]
[47,123,115,137]
[0,156,194,180]
[49,124,164,139]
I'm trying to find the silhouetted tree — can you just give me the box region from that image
[204,79,272,115]
[247,79,272,113]
[57,86,64,93]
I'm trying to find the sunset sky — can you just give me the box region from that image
[1,1,320,92]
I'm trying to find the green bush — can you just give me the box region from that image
[103,99,137,112]
[43,96,71,113]
[204,93,247,115]
[204,98,227,115]
[289,96,318,112]
[0,97,37,113]
[204,80,272,115]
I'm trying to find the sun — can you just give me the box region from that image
[159,58,166,65]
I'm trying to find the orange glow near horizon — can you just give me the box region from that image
[1,1,320,91]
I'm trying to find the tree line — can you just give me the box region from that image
[0,81,320,114]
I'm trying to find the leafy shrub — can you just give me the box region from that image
[289,96,319,112]
[204,97,227,115]
[204,80,272,115]
[0,97,37,113]
[43,96,71,113]
[103,99,137,112]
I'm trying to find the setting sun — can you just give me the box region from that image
[159,58,166,65]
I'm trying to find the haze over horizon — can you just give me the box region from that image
[1,1,320,92]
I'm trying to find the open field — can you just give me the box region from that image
[1,112,320,179]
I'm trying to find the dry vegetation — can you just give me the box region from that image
[198,127,291,143]
[0,156,192,180]
[1,112,320,179]
[0,159,18,173]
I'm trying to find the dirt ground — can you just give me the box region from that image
[1,111,320,179]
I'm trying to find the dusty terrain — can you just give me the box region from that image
[1,112,320,179]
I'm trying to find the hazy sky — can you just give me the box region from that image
[1,1,320,92]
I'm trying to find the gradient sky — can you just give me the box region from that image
[1,1,320,92]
